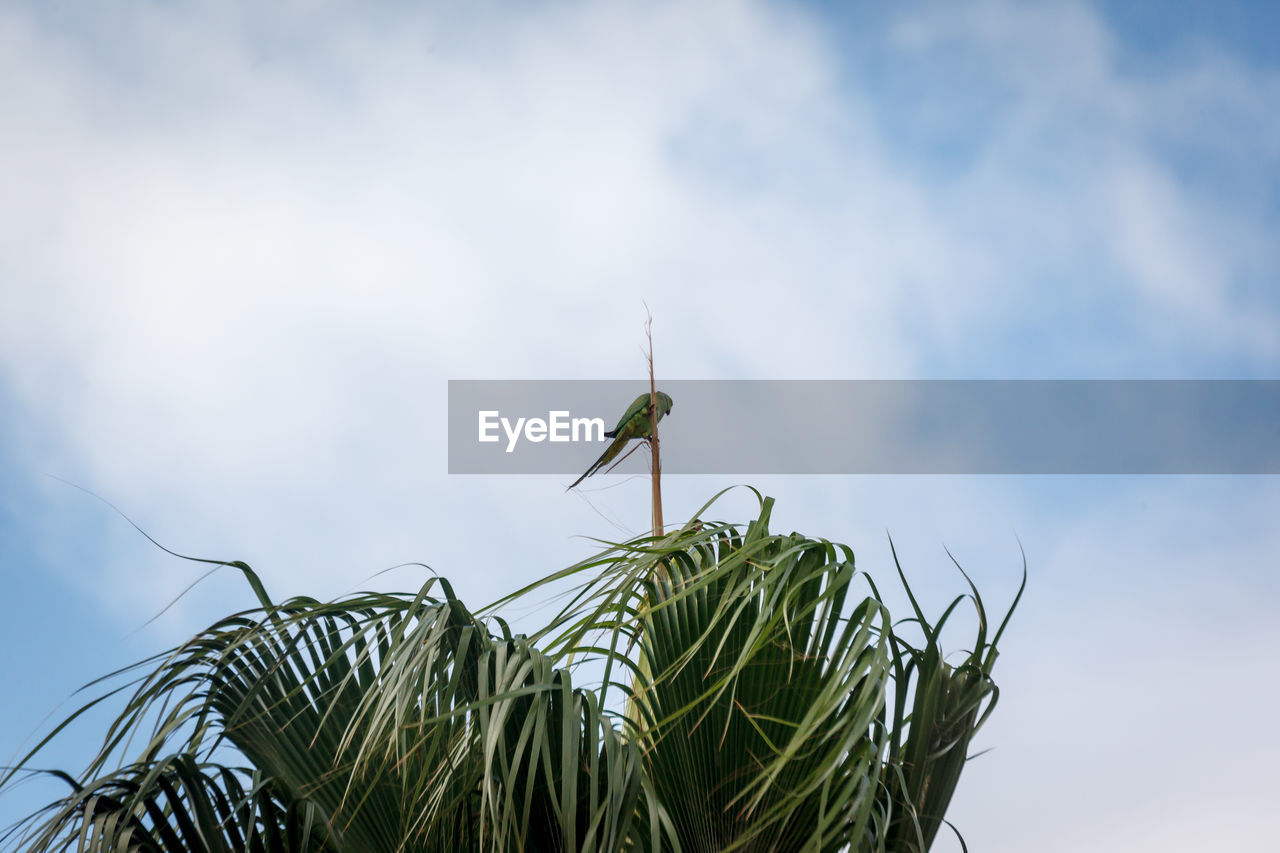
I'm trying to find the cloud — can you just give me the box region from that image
[1,0,912,615]
[881,0,1280,371]
[1,1,1279,845]
[0,0,1273,635]
[0,0,947,607]
[944,474,1280,852]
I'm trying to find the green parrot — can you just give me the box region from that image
[568,391,673,490]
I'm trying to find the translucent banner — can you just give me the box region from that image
[447,380,1280,475]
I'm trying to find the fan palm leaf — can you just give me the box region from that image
[4,491,1021,853]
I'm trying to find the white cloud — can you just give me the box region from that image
[0,0,944,615]
[1,0,1279,845]
[885,0,1280,370]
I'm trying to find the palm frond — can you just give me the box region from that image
[5,755,333,852]
[6,491,1022,853]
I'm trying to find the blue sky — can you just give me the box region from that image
[1,1,1278,848]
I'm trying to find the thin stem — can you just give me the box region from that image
[644,309,663,539]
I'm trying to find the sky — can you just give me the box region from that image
[1,0,1278,849]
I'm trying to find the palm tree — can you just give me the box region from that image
[2,491,1021,851]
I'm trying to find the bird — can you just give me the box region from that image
[568,391,673,490]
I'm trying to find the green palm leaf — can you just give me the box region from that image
[5,492,1021,852]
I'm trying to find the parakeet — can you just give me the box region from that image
[568,391,673,490]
